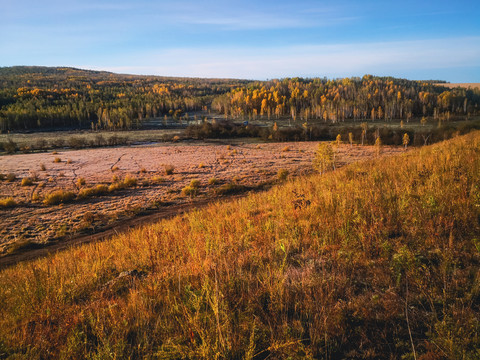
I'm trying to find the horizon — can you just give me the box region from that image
[2,1,480,82]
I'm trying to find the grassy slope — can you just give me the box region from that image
[0,133,479,359]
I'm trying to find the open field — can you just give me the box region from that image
[437,83,480,89]
[0,140,404,256]
[0,132,478,358]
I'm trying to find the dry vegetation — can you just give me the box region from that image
[0,132,478,358]
[0,141,403,253]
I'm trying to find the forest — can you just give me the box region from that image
[0,66,479,132]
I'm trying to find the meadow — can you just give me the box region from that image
[0,131,478,359]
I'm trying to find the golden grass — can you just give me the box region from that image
[0,132,479,358]
[0,197,16,208]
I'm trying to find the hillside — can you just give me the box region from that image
[0,132,479,358]
[1,66,479,132]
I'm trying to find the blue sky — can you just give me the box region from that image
[1,0,480,81]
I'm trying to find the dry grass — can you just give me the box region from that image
[0,133,479,358]
[0,197,16,208]
[42,189,76,205]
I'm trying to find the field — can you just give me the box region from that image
[437,83,480,89]
[0,140,405,258]
[0,131,478,358]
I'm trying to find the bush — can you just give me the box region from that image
[208,177,218,185]
[190,179,201,188]
[6,173,16,182]
[21,177,34,186]
[216,183,248,195]
[53,157,61,163]
[3,139,17,154]
[78,184,109,199]
[122,175,137,187]
[277,169,289,181]
[0,197,16,208]
[164,165,175,175]
[43,190,75,205]
[76,177,86,187]
[181,185,197,197]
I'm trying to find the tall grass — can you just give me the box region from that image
[0,132,479,359]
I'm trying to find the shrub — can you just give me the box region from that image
[277,168,289,181]
[76,178,86,187]
[53,157,61,163]
[216,183,247,195]
[198,163,205,168]
[43,190,75,205]
[313,143,334,174]
[40,163,46,171]
[6,173,16,182]
[78,185,109,199]
[3,139,17,154]
[208,177,218,185]
[21,177,34,186]
[123,175,137,187]
[164,165,175,175]
[190,179,201,188]
[282,146,290,152]
[0,197,16,208]
[181,185,197,197]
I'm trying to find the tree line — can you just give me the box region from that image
[0,67,479,131]
[212,75,480,123]
[0,67,248,131]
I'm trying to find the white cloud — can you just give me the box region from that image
[84,37,480,80]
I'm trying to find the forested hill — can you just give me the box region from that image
[0,66,479,131]
[0,66,251,131]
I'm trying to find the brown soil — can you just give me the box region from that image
[0,140,405,266]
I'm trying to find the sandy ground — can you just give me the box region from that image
[0,140,405,254]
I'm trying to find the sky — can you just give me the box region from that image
[1,0,480,81]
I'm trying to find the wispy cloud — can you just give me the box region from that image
[85,37,480,80]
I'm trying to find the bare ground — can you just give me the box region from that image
[0,140,405,262]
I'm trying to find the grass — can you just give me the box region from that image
[20,177,34,186]
[42,189,76,205]
[0,197,16,208]
[0,132,479,358]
